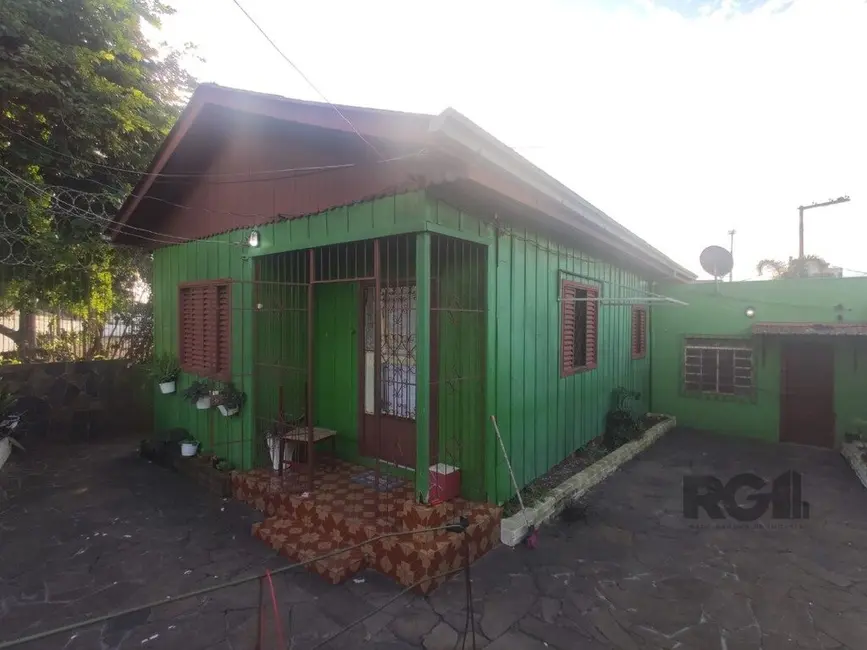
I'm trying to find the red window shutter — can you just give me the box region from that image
[178,280,232,380]
[640,310,647,355]
[561,284,577,376]
[216,284,231,379]
[631,306,647,359]
[585,288,598,367]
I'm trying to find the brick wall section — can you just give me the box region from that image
[0,360,153,443]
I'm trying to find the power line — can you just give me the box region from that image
[0,146,426,250]
[228,0,385,161]
[1,124,422,183]
[0,165,229,250]
[0,524,458,649]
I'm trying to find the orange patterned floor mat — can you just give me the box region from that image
[232,461,501,591]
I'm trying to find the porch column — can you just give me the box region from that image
[415,231,432,501]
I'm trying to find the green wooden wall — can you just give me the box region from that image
[651,278,867,444]
[421,196,652,505]
[153,190,656,505]
[152,233,254,469]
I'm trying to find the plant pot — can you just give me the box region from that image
[195,396,211,410]
[181,442,199,457]
[159,381,176,395]
[266,435,281,471]
[218,405,238,417]
[0,438,11,471]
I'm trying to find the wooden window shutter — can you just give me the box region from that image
[178,280,232,381]
[561,278,598,376]
[216,283,231,380]
[632,306,647,359]
[585,287,598,368]
[561,283,577,376]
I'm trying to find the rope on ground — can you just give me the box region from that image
[0,524,454,649]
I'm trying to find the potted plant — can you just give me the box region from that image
[182,380,212,410]
[216,383,246,417]
[149,353,181,394]
[180,436,199,457]
[0,388,24,471]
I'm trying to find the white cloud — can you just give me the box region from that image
[152,0,867,278]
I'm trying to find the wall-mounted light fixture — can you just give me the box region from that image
[247,229,260,248]
[745,306,756,318]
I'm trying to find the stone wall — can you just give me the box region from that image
[0,360,153,443]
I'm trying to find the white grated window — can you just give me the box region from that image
[684,338,753,395]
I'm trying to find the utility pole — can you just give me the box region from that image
[727,229,736,282]
[798,196,850,259]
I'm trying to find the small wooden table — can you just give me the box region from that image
[277,426,337,476]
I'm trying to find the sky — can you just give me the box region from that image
[150,0,867,280]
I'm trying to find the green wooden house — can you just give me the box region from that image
[110,84,693,504]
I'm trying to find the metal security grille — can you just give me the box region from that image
[365,284,417,420]
[684,338,752,395]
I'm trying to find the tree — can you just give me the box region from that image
[756,255,832,279]
[0,0,195,358]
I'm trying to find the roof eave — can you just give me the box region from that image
[429,109,695,281]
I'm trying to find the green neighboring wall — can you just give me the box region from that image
[650,277,867,444]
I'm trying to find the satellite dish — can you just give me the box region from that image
[700,245,733,279]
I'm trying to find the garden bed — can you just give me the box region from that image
[500,413,675,546]
[502,414,668,517]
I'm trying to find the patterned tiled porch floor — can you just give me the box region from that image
[231,460,501,592]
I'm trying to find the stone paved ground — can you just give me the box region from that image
[3,428,867,649]
[469,427,867,650]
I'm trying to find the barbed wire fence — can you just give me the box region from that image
[0,171,154,364]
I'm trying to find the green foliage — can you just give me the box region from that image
[215,459,234,472]
[0,388,15,417]
[148,352,180,383]
[0,0,194,356]
[216,382,246,411]
[603,387,643,450]
[756,255,832,279]
[181,380,210,403]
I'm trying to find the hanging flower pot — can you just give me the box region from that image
[183,380,212,410]
[214,383,245,418]
[148,353,180,396]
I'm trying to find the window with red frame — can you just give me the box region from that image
[561,278,598,376]
[631,306,647,359]
[178,280,232,381]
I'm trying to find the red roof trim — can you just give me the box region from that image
[753,322,867,336]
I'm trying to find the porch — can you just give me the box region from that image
[245,232,488,502]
